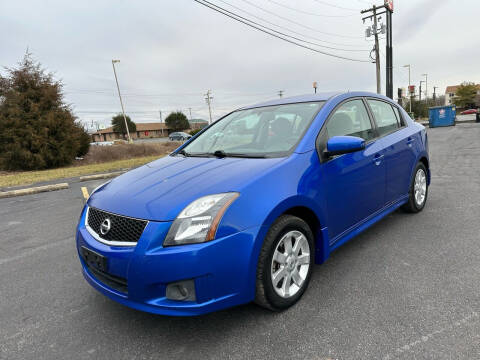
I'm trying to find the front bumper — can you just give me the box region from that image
[76,207,261,316]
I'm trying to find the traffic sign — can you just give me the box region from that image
[385,0,393,12]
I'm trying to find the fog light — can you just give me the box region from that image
[166,279,196,301]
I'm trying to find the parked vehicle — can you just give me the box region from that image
[76,92,430,316]
[169,132,192,141]
[460,109,477,115]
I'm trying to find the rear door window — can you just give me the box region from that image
[367,99,399,136]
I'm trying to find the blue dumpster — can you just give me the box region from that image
[429,105,456,128]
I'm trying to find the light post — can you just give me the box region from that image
[111,60,132,143]
[403,64,412,113]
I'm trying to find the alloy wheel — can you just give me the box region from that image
[414,168,427,207]
[270,230,311,298]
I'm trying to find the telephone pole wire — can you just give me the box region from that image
[205,90,213,124]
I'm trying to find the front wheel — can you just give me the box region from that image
[255,215,314,311]
[402,162,428,213]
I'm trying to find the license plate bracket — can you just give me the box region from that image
[81,246,107,272]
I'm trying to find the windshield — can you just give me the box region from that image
[180,102,324,158]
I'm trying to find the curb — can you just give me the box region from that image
[79,171,126,181]
[0,183,69,199]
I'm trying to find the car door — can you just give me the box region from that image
[318,98,386,242]
[366,98,417,204]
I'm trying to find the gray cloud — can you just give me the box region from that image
[1,0,478,127]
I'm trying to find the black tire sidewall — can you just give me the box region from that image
[411,163,428,211]
[261,217,315,310]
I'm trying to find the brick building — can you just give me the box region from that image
[91,122,170,142]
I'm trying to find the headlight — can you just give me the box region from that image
[163,192,239,246]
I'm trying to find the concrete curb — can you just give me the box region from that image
[79,171,126,181]
[0,183,69,199]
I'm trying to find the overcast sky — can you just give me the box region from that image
[2,0,478,128]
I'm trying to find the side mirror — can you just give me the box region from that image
[324,136,365,157]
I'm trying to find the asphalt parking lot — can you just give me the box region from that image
[1,123,479,360]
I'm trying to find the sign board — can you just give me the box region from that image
[408,85,415,95]
[385,0,393,12]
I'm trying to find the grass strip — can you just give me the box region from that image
[0,155,160,188]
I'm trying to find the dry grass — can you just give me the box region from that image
[0,141,182,188]
[76,142,180,165]
[0,156,160,188]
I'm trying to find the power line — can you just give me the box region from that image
[216,0,369,51]
[310,0,360,12]
[239,0,364,40]
[266,0,355,17]
[207,0,369,52]
[193,0,370,63]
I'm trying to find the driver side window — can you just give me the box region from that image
[326,99,375,141]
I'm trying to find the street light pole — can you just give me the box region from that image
[111,60,132,143]
[403,64,412,113]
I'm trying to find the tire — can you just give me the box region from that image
[255,215,314,311]
[402,162,428,213]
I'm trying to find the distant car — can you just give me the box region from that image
[89,141,114,146]
[77,91,430,316]
[169,132,192,141]
[460,109,477,115]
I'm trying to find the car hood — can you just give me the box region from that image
[88,155,285,221]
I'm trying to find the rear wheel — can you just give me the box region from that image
[402,162,428,213]
[255,215,314,311]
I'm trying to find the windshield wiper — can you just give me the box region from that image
[212,150,266,158]
[177,150,267,158]
[177,149,190,157]
[213,150,227,158]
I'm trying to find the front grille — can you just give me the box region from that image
[87,207,148,244]
[86,263,128,294]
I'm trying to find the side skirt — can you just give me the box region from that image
[315,195,408,264]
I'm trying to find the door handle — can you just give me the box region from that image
[407,137,415,147]
[373,154,384,166]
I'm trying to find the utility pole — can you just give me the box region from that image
[188,107,192,120]
[433,86,438,103]
[159,110,164,136]
[362,1,394,98]
[278,90,284,98]
[419,81,425,102]
[385,0,393,99]
[205,90,213,124]
[373,6,381,95]
[362,5,384,95]
[111,60,132,143]
[403,64,412,113]
[422,73,428,104]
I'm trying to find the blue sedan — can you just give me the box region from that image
[76,92,430,316]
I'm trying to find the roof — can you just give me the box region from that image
[445,84,480,94]
[189,118,208,123]
[240,91,389,110]
[92,122,168,134]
